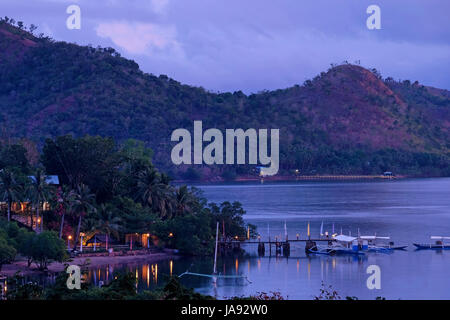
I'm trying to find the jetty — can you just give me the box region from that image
[218,237,334,257]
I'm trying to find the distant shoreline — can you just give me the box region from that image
[174,174,406,184]
[236,174,402,182]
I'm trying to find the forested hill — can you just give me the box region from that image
[0,19,449,179]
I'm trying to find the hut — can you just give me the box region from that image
[85,234,117,251]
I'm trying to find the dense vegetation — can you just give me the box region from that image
[0,135,256,260]
[0,220,66,271]
[0,19,448,179]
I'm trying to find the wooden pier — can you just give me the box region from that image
[218,238,334,257]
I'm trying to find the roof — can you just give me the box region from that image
[86,234,117,244]
[28,175,59,185]
[360,235,390,240]
[334,235,357,242]
[431,236,450,240]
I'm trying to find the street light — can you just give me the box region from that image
[67,235,72,250]
[80,233,85,252]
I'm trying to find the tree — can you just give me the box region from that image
[89,203,122,250]
[0,143,30,171]
[53,186,76,238]
[30,231,66,270]
[114,197,155,234]
[71,184,96,250]
[0,236,17,271]
[17,230,35,267]
[174,185,197,217]
[0,169,22,221]
[136,168,173,219]
[29,24,37,34]
[208,201,256,239]
[41,135,120,197]
[153,210,214,255]
[28,169,52,232]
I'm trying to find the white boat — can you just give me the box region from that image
[331,235,366,255]
[307,235,365,255]
[359,235,408,252]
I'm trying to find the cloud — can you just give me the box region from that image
[95,21,180,55]
[2,0,449,92]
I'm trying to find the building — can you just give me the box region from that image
[0,175,60,228]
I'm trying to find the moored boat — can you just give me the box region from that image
[413,236,450,250]
[332,235,366,255]
[359,235,408,252]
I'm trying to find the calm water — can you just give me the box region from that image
[24,178,450,299]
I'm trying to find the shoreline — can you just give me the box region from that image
[175,174,408,184]
[0,251,178,277]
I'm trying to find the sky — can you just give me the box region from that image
[1,0,449,93]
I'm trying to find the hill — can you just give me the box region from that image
[0,19,449,179]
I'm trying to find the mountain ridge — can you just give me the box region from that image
[0,20,449,179]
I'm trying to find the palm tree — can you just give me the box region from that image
[0,169,21,221]
[55,186,76,238]
[90,204,122,250]
[174,185,197,217]
[136,168,173,219]
[158,173,175,218]
[72,184,96,251]
[28,169,51,232]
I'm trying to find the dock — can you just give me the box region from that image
[218,238,334,257]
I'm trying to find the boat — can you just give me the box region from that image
[359,235,408,252]
[307,235,365,255]
[413,236,450,250]
[332,235,366,255]
[179,222,251,284]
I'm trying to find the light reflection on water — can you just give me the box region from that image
[85,260,165,289]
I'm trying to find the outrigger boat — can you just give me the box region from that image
[359,235,408,252]
[307,235,365,255]
[332,235,366,255]
[308,234,407,255]
[413,236,450,250]
[179,222,251,284]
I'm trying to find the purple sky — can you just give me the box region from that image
[1,0,449,93]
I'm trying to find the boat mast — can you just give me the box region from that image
[213,221,219,275]
[284,220,287,240]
